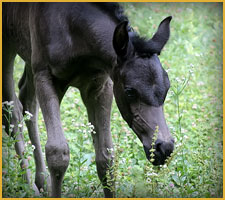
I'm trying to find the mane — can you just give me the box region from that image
[91,3,128,24]
[130,34,158,57]
[92,2,157,57]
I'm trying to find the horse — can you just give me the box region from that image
[2,2,174,198]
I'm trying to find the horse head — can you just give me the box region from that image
[112,16,174,165]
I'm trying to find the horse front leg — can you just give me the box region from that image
[80,77,115,198]
[33,69,70,197]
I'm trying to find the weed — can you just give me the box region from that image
[3,2,223,198]
[2,102,36,197]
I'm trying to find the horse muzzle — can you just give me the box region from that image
[131,104,175,165]
[144,138,174,165]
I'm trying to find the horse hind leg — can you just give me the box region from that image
[2,46,39,196]
[2,45,20,136]
[19,63,50,194]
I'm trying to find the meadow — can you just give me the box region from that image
[2,2,223,198]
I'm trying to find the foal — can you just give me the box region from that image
[3,3,174,197]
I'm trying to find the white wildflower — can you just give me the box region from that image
[2,101,14,106]
[8,101,14,106]
[9,124,14,132]
[197,81,204,86]
[147,172,152,176]
[181,128,187,133]
[192,104,197,109]
[2,101,9,105]
[146,178,151,183]
[82,129,87,133]
[74,123,79,127]
[176,143,182,148]
[152,172,158,176]
[175,77,181,83]
[184,135,189,140]
[25,111,33,118]
[40,188,44,193]
[174,137,177,143]
[88,123,95,129]
[107,148,114,154]
[189,69,194,74]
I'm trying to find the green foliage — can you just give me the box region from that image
[2,102,36,198]
[3,2,222,198]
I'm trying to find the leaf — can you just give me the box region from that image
[172,174,180,186]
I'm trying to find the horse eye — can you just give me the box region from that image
[124,88,137,102]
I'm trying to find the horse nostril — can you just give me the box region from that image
[155,139,174,156]
[155,139,165,154]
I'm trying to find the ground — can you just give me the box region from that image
[2,2,223,198]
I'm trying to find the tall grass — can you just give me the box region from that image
[2,2,223,198]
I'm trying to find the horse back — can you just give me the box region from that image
[3,3,117,78]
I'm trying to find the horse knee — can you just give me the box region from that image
[45,140,70,179]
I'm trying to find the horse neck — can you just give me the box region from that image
[67,3,119,75]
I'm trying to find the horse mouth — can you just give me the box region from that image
[144,141,174,166]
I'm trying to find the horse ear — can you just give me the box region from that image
[113,21,129,58]
[148,16,172,54]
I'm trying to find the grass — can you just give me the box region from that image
[2,2,223,198]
